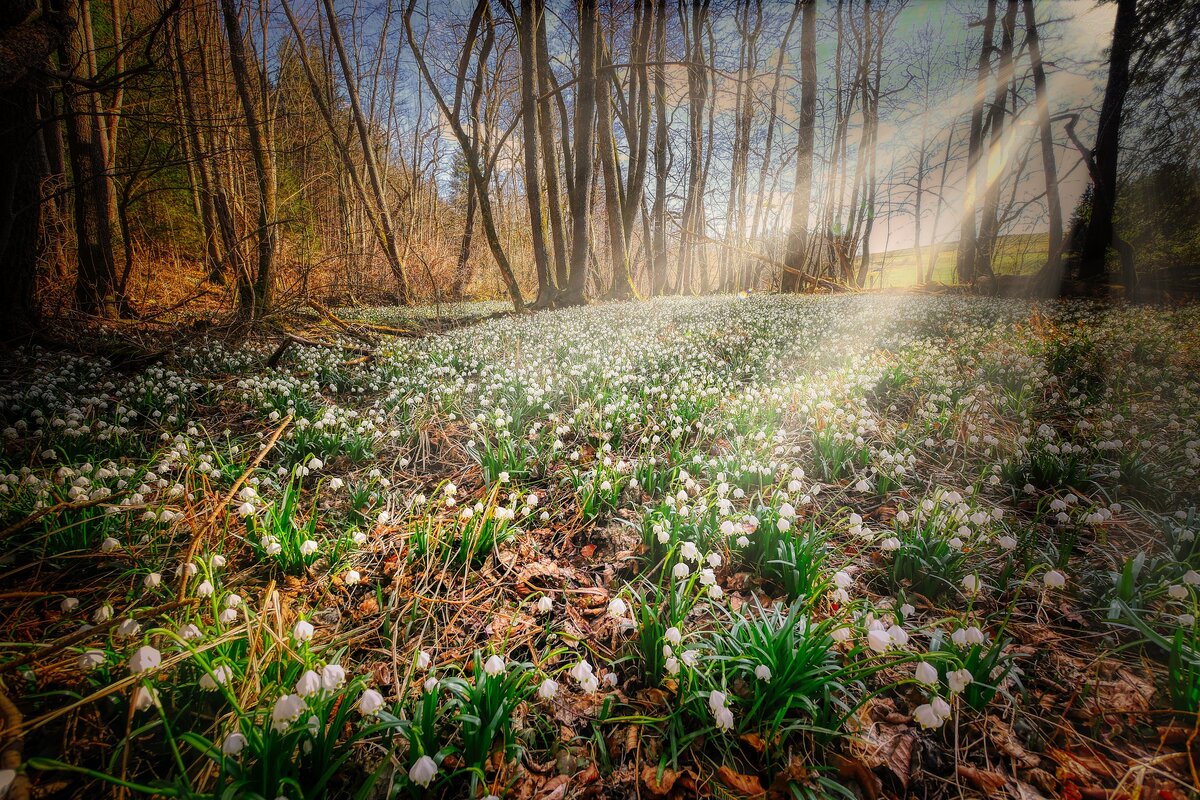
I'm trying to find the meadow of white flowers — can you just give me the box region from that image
[0,294,1197,799]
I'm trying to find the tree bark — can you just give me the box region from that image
[956,0,996,284]
[1077,0,1136,286]
[219,0,276,318]
[782,0,816,292]
[563,0,598,306]
[1023,0,1062,279]
[516,0,554,307]
[976,0,1017,281]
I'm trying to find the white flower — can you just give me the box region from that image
[1185,570,1200,586]
[132,685,159,712]
[887,624,909,648]
[570,659,599,693]
[931,696,952,718]
[665,627,682,646]
[344,570,361,585]
[218,608,238,624]
[915,662,939,686]
[912,702,946,729]
[754,664,772,682]
[128,645,161,674]
[680,541,700,562]
[196,580,214,597]
[1043,569,1066,589]
[61,597,79,613]
[1169,584,1188,600]
[116,618,141,638]
[672,562,690,579]
[665,657,680,675]
[608,598,627,616]
[880,537,901,552]
[484,655,506,676]
[143,573,161,589]
[357,688,385,715]
[706,551,723,568]
[78,649,105,670]
[424,677,439,693]
[834,570,852,589]
[237,502,255,517]
[708,690,727,713]
[93,603,113,624]
[997,535,1017,550]
[538,678,559,699]
[295,670,322,697]
[536,595,553,614]
[221,731,247,755]
[710,584,724,599]
[867,628,892,653]
[100,537,120,553]
[225,594,242,608]
[307,457,324,471]
[961,575,980,594]
[416,650,432,670]
[713,706,734,731]
[272,694,306,730]
[293,619,314,642]
[299,540,319,557]
[200,664,233,690]
[409,755,438,788]
[328,477,344,490]
[179,623,202,640]
[948,669,974,694]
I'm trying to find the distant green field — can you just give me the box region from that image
[863,232,1049,288]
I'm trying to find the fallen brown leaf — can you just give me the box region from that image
[832,753,882,800]
[956,764,1007,795]
[716,765,766,797]
[640,765,679,799]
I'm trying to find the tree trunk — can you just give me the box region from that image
[976,0,1017,281]
[219,0,276,318]
[563,0,599,306]
[1023,0,1062,279]
[782,0,816,292]
[650,0,669,296]
[1077,0,1136,286]
[517,0,554,307]
[956,0,996,284]
[534,5,568,290]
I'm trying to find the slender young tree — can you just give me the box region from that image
[956,0,996,284]
[782,0,817,292]
[1023,0,1063,278]
[563,0,599,306]
[515,0,555,306]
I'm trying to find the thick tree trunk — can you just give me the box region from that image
[534,5,568,290]
[0,6,70,339]
[650,0,669,296]
[517,0,554,307]
[1023,0,1062,279]
[782,0,816,292]
[596,42,631,299]
[1077,0,1136,286]
[219,0,276,318]
[563,0,598,306]
[956,0,996,284]
[976,0,1017,280]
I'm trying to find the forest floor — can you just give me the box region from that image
[1,294,1198,800]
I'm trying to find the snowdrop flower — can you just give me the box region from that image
[1043,569,1066,589]
[710,584,725,599]
[1185,570,1200,586]
[536,595,553,614]
[328,477,344,490]
[880,537,900,552]
[222,732,247,755]
[947,669,973,694]
[299,540,318,557]
[272,694,306,730]
[357,688,385,715]
[665,627,682,646]
[237,502,255,517]
[608,598,627,616]
[538,678,559,699]
[754,664,772,682]
[307,457,324,471]
[295,670,321,697]
[887,624,909,648]
[915,662,939,686]
[61,597,79,613]
[961,575,981,595]
[218,608,239,624]
[143,573,161,589]
[409,755,438,787]
[931,696,952,718]
[116,618,141,638]
[895,509,910,525]
[899,603,915,618]
[200,664,234,691]
[867,627,892,653]
[997,535,1017,550]
[424,677,439,693]
[343,570,361,586]
[708,690,727,713]
[179,623,202,640]
[484,655,506,676]
[672,562,690,580]
[664,657,680,675]
[834,570,852,589]
[416,650,432,670]
[913,702,946,729]
[196,580,214,597]
[93,604,113,624]
[128,645,161,674]
[293,619,314,642]
[1169,584,1188,600]
[714,706,735,731]
[570,659,599,693]
[100,537,120,553]
[132,685,159,712]
[318,663,346,691]
[78,649,105,670]
[680,541,700,562]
